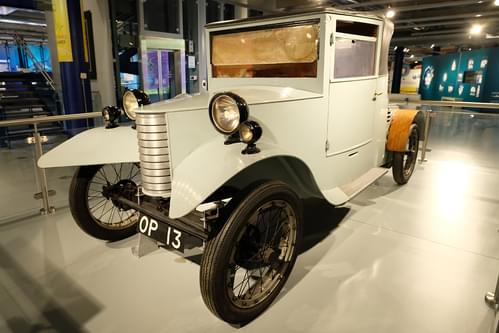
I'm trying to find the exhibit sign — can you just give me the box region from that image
[52,0,73,62]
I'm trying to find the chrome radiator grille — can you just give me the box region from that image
[135,113,172,197]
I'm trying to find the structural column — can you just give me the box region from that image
[391,46,405,94]
[52,0,93,133]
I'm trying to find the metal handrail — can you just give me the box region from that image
[391,100,499,163]
[0,111,103,216]
[0,111,102,128]
[389,97,499,110]
[419,100,499,110]
[13,34,56,91]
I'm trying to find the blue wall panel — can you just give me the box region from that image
[420,48,498,105]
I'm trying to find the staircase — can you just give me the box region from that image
[0,72,63,148]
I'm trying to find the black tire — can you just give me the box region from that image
[393,124,420,185]
[200,181,303,325]
[69,163,140,241]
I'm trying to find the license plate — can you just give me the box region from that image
[138,215,184,252]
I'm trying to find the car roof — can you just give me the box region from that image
[205,7,386,29]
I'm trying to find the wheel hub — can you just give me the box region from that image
[102,179,137,210]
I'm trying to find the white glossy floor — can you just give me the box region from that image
[0,113,498,332]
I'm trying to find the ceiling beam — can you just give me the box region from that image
[336,0,414,9]
[375,0,486,13]
[395,11,499,23]
[410,28,468,37]
[393,33,491,43]
[0,23,46,34]
[395,17,499,30]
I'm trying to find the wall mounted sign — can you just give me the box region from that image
[467,59,474,70]
[52,0,73,62]
[423,66,434,88]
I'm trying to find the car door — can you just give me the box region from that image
[326,17,382,184]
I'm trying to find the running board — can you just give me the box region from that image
[339,167,389,200]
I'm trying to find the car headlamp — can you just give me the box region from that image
[239,121,262,145]
[239,121,262,154]
[102,105,122,129]
[123,89,151,120]
[209,93,248,135]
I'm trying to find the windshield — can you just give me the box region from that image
[211,22,320,78]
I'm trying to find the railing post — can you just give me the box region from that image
[419,107,432,163]
[31,123,55,215]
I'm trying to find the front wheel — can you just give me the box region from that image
[69,163,141,241]
[392,124,420,185]
[200,181,302,325]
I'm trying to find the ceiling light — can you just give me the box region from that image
[475,14,482,17]
[386,9,396,18]
[430,43,435,48]
[410,54,415,58]
[470,24,483,35]
[494,0,499,5]
[394,46,398,51]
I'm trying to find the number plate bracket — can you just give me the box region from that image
[132,232,160,258]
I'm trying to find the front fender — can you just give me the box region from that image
[38,126,139,168]
[169,137,298,219]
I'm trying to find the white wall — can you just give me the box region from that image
[82,0,116,109]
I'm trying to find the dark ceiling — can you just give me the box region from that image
[0,0,498,55]
[226,0,499,56]
[0,6,46,42]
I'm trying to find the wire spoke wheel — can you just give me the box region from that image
[227,200,296,308]
[200,181,302,325]
[69,163,141,241]
[393,124,420,185]
[87,163,141,230]
[402,126,419,178]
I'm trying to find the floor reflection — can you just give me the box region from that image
[0,241,102,332]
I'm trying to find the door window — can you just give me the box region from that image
[333,21,379,79]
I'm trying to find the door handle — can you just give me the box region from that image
[373,92,383,101]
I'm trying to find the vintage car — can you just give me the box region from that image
[39,7,424,325]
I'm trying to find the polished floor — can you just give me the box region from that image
[0,112,498,332]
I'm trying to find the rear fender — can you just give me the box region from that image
[386,109,425,152]
[38,126,139,168]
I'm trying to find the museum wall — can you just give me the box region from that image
[82,0,116,109]
[420,47,499,105]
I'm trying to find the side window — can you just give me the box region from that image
[333,20,379,79]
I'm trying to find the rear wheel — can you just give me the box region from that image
[200,181,302,325]
[393,124,419,185]
[69,163,141,241]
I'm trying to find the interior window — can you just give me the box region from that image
[334,21,378,79]
[211,22,320,78]
[336,21,378,37]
